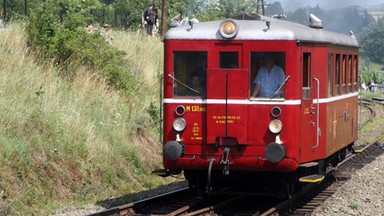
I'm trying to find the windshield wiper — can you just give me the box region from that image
[168,74,200,94]
[269,75,291,99]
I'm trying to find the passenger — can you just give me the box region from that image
[173,81,180,96]
[186,74,205,96]
[251,54,285,98]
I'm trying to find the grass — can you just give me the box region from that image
[358,91,384,144]
[0,23,174,215]
[359,90,382,100]
[348,202,359,210]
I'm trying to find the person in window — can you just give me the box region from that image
[251,54,285,98]
[185,73,205,96]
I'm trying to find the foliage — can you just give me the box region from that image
[285,5,375,35]
[265,1,284,16]
[349,202,359,210]
[25,1,60,56]
[359,67,384,85]
[26,0,138,91]
[360,17,384,64]
[286,7,308,25]
[1,22,168,215]
[112,0,153,29]
[0,0,381,38]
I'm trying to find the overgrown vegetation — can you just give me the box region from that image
[26,0,137,91]
[0,21,170,215]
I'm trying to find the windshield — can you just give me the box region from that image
[250,52,286,99]
[173,51,207,97]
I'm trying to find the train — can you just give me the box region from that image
[155,12,359,197]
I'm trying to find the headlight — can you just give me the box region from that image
[269,119,283,134]
[219,19,239,39]
[173,117,187,132]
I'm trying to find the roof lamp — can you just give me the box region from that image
[219,19,239,39]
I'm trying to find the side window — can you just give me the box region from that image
[354,55,358,91]
[348,55,353,92]
[173,52,207,97]
[328,53,334,97]
[302,53,311,99]
[342,54,346,94]
[335,54,340,95]
[250,52,286,98]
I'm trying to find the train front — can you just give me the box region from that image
[160,15,301,190]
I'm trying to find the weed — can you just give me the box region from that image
[349,201,359,210]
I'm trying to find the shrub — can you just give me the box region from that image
[26,0,139,91]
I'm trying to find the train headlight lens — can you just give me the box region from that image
[265,142,286,163]
[173,118,187,132]
[269,119,283,134]
[219,19,239,39]
[175,105,186,116]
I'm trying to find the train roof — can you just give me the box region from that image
[164,14,359,48]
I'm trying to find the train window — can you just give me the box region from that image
[328,53,334,97]
[335,54,340,95]
[250,52,286,98]
[348,55,353,92]
[342,55,346,94]
[220,52,238,68]
[354,55,358,91]
[173,51,207,97]
[302,53,311,99]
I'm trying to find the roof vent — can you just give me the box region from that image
[309,14,323,29]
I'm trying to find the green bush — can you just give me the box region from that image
[26,1,59,58]
[26,0,139,91]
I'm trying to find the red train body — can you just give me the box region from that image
[160,13,359,193]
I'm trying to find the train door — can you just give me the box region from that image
[205,44,249,146]
[300,49,318,162]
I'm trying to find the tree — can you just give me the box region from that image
[360,18,384,64]
[287,7,308,25]
[361,9,375,29]
[100,0,115,4]
[265,1,284,17]
[360,67,384,86]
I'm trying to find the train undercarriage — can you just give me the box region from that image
[164,144,355,198]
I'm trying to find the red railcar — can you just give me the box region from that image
[159,13,359,195]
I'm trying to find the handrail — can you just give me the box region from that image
[159,76,163,143]
[312,77,320,150]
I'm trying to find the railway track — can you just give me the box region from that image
[89,99,384,216]
[89,141,384,216]
[359,97,377,129]
[279,140,384,216]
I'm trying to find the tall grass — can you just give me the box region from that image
[0,23,171,215]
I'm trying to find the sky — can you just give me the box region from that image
[274,0,384,11]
